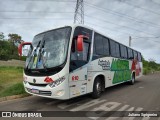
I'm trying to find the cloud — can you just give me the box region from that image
[0,0,160,63]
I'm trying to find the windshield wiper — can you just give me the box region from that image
[26,41,41,70]
[38,39,48,71]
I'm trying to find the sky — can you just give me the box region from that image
[0,0,160,63]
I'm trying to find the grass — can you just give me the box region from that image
[0,66,28,97]
[143,67,156,75]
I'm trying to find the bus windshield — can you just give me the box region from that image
[25,27,71,70]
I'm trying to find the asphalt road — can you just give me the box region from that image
[0,72,160,120]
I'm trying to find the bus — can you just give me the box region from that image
[23,24,143,100]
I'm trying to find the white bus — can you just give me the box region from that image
[23,24,143,100]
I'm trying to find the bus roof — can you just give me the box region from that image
[34,24,141,54]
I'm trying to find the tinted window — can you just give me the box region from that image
[115,42,120,57]
[103,37,110,56]
[94,33,103,55]
[73,26,92,42]
[124,47,128,59]
[133,51,138,59]
[128,48,133,59]
[120,45,127,59]
[138,52,142,62]
[110,40,116,57]
[70,26,92,72]
[110,40,120,58]
[93,33,110,57]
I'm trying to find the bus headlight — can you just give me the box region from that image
[23,76,28,84]
[49,76,65,88]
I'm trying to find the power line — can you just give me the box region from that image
[84,2,160,29]
[132,36,160,39]
[132,38,160,44]
[0,11,74,13]
[151,0,160,6]
[2,0,76,2]
[26,0,76,1]
[85,21,131,36]
[0,17,72,19]
[86,22,160,46]
[120,1,160,16]
[84,14,157,37]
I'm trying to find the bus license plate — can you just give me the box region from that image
[31,89,39,94]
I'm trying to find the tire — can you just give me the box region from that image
[130,74,135,85]
[92,77,102,99]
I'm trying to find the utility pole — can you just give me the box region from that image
[74,0,84,24]
[129,36,131,47]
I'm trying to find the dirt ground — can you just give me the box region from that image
[0,59,25,67]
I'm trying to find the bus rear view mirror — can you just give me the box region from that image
[77,35,89,51]
[18,42,32,56]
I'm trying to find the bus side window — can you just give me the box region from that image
[128,48,133,59]
[95,34,103,55]
[110,40,116,57]
[120,45,124,59]
[124,46,128,59]
[138,52,142,62]
[103,37,110,56]
[120,45,128,59]
[133,51,138,59]
[115,42,120,58]
[93,33,104,60]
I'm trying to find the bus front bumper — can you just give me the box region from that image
[23,81,69,100]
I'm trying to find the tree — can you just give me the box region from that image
[7,33,23,58]
[0,32,5,41]
[0,41,11,60]
[148,58,158,70]
[142,56,148,68]
[8,33,22,45]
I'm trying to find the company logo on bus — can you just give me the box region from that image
[98,59,111,70]
[33,79,36,83]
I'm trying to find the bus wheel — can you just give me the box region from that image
[130,74,135,85]
[92,77,102,98]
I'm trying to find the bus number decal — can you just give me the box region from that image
[72,76,79,81]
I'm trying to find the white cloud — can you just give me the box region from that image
[0,0,160,63]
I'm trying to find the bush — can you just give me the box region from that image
[0,41,19,60]
[143,68,150,75]
[21,56,27,61]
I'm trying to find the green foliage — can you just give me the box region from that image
[142,56,160,75]
[0,66,23,84]
[0,66,27,97]
[21,56,27,61]
[143,68,150,75]
[0,83,26,97]
[0,41,19,60]
[0,32,5,41]
[0,32,24,60]
[8,33,23,44]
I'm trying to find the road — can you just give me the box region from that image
[0,73,160,120]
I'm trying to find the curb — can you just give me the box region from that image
[0,94,31,102]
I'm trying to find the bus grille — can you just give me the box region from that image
[28,82,48,87]
[26,88,52,96]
